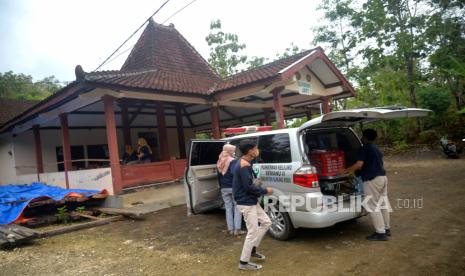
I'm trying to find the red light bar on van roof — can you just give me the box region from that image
[223,126,272,134]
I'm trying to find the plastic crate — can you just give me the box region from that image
[309,150,346,177]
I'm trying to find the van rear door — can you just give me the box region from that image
[299,107,431,130]
[185,140,225,214]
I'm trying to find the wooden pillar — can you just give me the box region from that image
[210,104,221,139]
[120,101,132,147]
[156,101,170,161]
[272,87,286,129]
[263,108,271,126]
[103,96,123,194]
[175,104,186,159]
[32,125,44,175]
[322,97,331,114]
[59,113,71,189]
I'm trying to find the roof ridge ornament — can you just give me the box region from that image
[75,65,85,82]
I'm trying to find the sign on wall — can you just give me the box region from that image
[297,80,312,95]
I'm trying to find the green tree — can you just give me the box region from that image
[312,0,359,79]
[275,43,301,59]
[418,86,451,114]
[426,0,465,109]
[314,0,465,143]
[354,0,433,108]
[0,71,62,100]
[206,20,248,78]
[247,56,267,69]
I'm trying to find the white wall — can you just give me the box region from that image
[0,133,18,184]
[284,66,341,96]
[11,129,112,174]
[68,168,113,194]
[11,131,37,175]
[17,173,39,184]
[38,171,67,188]
[6,169,113,194]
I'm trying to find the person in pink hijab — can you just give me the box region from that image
[217,144,244,235]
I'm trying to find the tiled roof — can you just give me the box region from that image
[84,69,215,95]
[0,98,39,126]
[84,19,219,95]
[121,19,219,80]
[87,46,317,94]
[214,49,316,92]
[85,20,319,95]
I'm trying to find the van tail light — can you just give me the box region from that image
[293,166,319,188]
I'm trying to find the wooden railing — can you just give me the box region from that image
[120,159,187,189]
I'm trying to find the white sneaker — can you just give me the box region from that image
[238,262,263,270]
[234,230,247,236]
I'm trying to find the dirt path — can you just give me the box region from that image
[1,151,465,275]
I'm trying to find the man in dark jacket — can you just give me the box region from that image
[233,139,273,271]
[341,128,391,241]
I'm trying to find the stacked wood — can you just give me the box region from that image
[35,215,123,238]
[0,225,39,248]
[17,193,109,227]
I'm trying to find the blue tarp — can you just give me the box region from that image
[0,182,104,225]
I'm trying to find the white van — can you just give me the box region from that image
[184,107,430,240]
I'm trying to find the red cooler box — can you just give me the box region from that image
[309,150,346,177]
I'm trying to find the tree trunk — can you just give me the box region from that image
[407,57,417,108]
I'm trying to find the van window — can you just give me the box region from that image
[229,137,258,158]
[190,142,224,166]
[258,134,291,163]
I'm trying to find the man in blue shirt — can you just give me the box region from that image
[341,129,391,241]
[233,139,273,270]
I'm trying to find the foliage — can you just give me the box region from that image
[195,132,210,139]
[206,20,248,79]
[206,19,305,75]
[55,206,70,224]
[75,206,86,214]
[286,117,308,128]
[312,0,359,80]
[247,56,267,69]
[417,129,440,145]
[275,43,301,59]
[0,71,62,100]
[202,2,465,146]
[418,86,451,114]
[393,139,409,152]
[313,0,465,145]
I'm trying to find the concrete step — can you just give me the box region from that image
[102,182,186,213]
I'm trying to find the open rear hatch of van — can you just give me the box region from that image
[299,107,431,197]
[299,107,431,130]
[302,128,361,196]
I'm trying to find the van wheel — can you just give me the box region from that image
[266,204,295,241]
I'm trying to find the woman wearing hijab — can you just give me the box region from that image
[217,144,244,235]
[137,138,153,163]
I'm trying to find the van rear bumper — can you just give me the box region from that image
[289,209,363,228]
